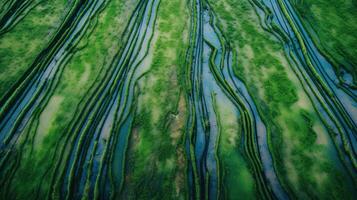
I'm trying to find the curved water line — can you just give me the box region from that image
[249,0,357,184]
[184,0,288,199]
[42,1,161,199]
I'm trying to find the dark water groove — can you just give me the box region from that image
[0,0,101,103]
[287,0,356,167]
[184,0,288,199]
[250,0,357,186]
[94,0,160,195]
[0,0,107,151]
[258,0,355,159]
[206,6,288,199]
[280,0,357,150]
[0,4,108,192]
[279,0,357,132]
[41,0,160,199]
[286,1,357,95]
[0,0,13,14]
[0,0,36,35]
[184,0,210,198]
[0,0,355,198]
[88,1,160,198]
[0,0,109,197]
[47,3,146,196]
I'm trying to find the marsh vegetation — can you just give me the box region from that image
[0,0,356,199]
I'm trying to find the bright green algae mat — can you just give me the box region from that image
[207,0,355,199]
[292,0,357,85]
[0,0,356,199]
[0,0,72,97]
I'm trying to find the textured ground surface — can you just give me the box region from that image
[0,0,356,199]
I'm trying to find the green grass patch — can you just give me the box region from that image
[208,0,355,198]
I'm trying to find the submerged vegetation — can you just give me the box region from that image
[0,0,356,199]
